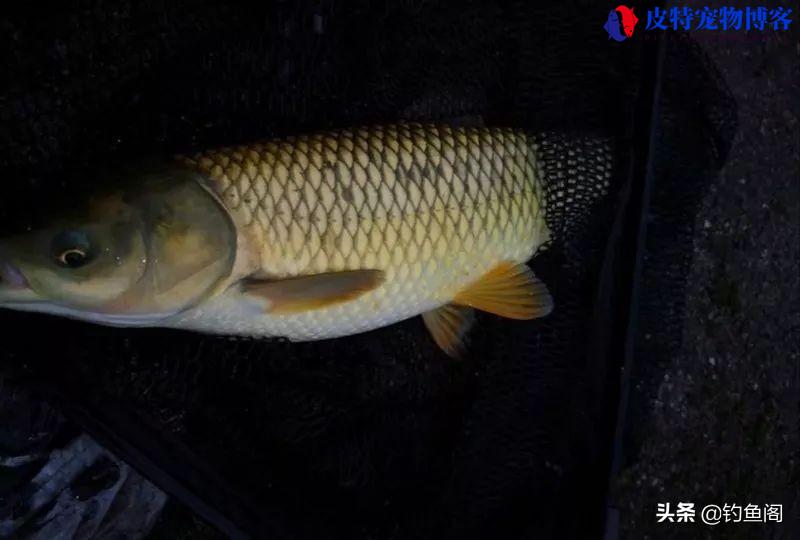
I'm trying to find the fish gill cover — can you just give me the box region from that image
[0,1,734,539]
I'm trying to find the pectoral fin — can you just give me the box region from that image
[422,304,475,358]
[453,261,553,320]
[243,269,385,314]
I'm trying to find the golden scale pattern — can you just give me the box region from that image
[178,123,545,309]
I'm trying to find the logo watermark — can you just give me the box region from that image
[604,5,793,41]
[604,5,641,41]
[656,502,783,525]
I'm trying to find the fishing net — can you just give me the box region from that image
[0,1,735,538]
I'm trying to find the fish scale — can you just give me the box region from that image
[170,123,549,341]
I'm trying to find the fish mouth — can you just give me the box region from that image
[0,261,39,305]
[0,260,174,326]
[0,261,29,289]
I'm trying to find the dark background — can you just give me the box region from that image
[611,2,799,538]
[0,1,795,539]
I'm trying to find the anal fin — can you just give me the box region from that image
[453,261,553,320]
[422,304,475,358]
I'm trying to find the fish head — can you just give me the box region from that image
[0,168,237,326]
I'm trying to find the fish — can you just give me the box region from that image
[603,10,626,42]
[0,123,553,357]
[615,6,639,38]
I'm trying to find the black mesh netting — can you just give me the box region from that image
[0,2,739,539]
[615,35,738,474]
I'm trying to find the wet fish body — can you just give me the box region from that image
[0,123,553,356]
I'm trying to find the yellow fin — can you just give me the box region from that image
[453,261,553,320]
[243,269,385,314]
[422,304,475,358]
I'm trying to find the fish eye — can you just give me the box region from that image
[57,248,89,268]
[52,230,95,269]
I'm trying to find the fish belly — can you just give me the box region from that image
[170,123,549,341]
